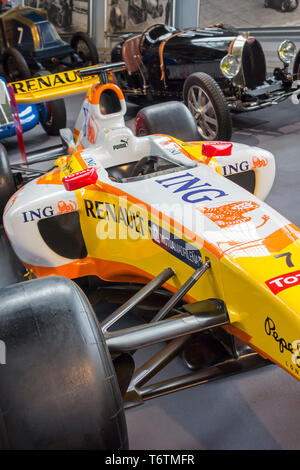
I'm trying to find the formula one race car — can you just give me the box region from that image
[111,23,300,142]
[1,65,300,450]
[0,5,99,81]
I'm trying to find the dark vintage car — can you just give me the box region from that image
[111,23,300,141]
[264,0,298,11]
[0,5,99,81]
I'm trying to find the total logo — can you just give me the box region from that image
[266,270,300,295]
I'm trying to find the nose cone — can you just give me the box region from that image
[220,228,300,382]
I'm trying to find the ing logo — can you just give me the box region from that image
[0,340,6,365]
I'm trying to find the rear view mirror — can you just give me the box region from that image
[63,168,98,191]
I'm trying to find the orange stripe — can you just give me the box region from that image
[24,257,196,303]
[224,324,271,360]
[154,135,197,161]
[73,150,88,170]
[89,83,125,105]
[228,39,235,54]
[36,167,62,185]
[95,182,300,260]
[264,223,300,253]
[224,323,253,344]
[35,165,300,259]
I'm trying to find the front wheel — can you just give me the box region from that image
[0,143,16,219]
[183,72,232,141]
[2,47,31,82]
[293,49,300,80]
[71,31,99,67]
[0,276,128,450]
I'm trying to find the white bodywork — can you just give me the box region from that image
[4,86,282,271]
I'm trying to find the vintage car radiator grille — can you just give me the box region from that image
[242,39,266,90]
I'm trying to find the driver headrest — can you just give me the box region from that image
[89,83,127,120]
[100,89,122,115]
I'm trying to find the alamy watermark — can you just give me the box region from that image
[0,340,6,365]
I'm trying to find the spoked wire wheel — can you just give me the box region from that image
[281,0,298,11]
[71,32,99,67]
[183,72,232,141]
[3,47,31,82]
[39,99,67,136]
[186,85,219,140]
[75,40,90,62]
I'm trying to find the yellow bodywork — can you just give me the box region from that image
[11,67,106,104]
[8,74,300,383]
[32,142,300,383]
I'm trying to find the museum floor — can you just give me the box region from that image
[3,43,300,449]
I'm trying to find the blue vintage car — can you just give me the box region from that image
[0,5,99,81]
[0,76,66,139]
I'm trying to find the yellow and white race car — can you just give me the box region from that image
[1,66,300,450]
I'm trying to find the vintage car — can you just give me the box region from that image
[264,0,299,11]
[0,5,99,81]
[1,67,300,449]
[0,74,66,151]
[111,23,300,142]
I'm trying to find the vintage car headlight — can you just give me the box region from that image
[278,40,296,64]
[220,54,240,79]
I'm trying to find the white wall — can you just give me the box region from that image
[92,0,200,48]
[175,0,199,29]
[15,0,201,49]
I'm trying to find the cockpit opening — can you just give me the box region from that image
[106,155,187,183]
[99,89,122,115]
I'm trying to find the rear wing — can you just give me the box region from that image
[11,62,127,105]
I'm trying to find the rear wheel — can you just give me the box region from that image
[183,72,232,141]
[281,0,298,10]
[293,50,300,80]
[71,32,99,67]
[0,276,128,450]
[39,99,67,136]
[34,70,67,136]
[0,143,16,219]
[2,47,31,82]
[135,101,201,141]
